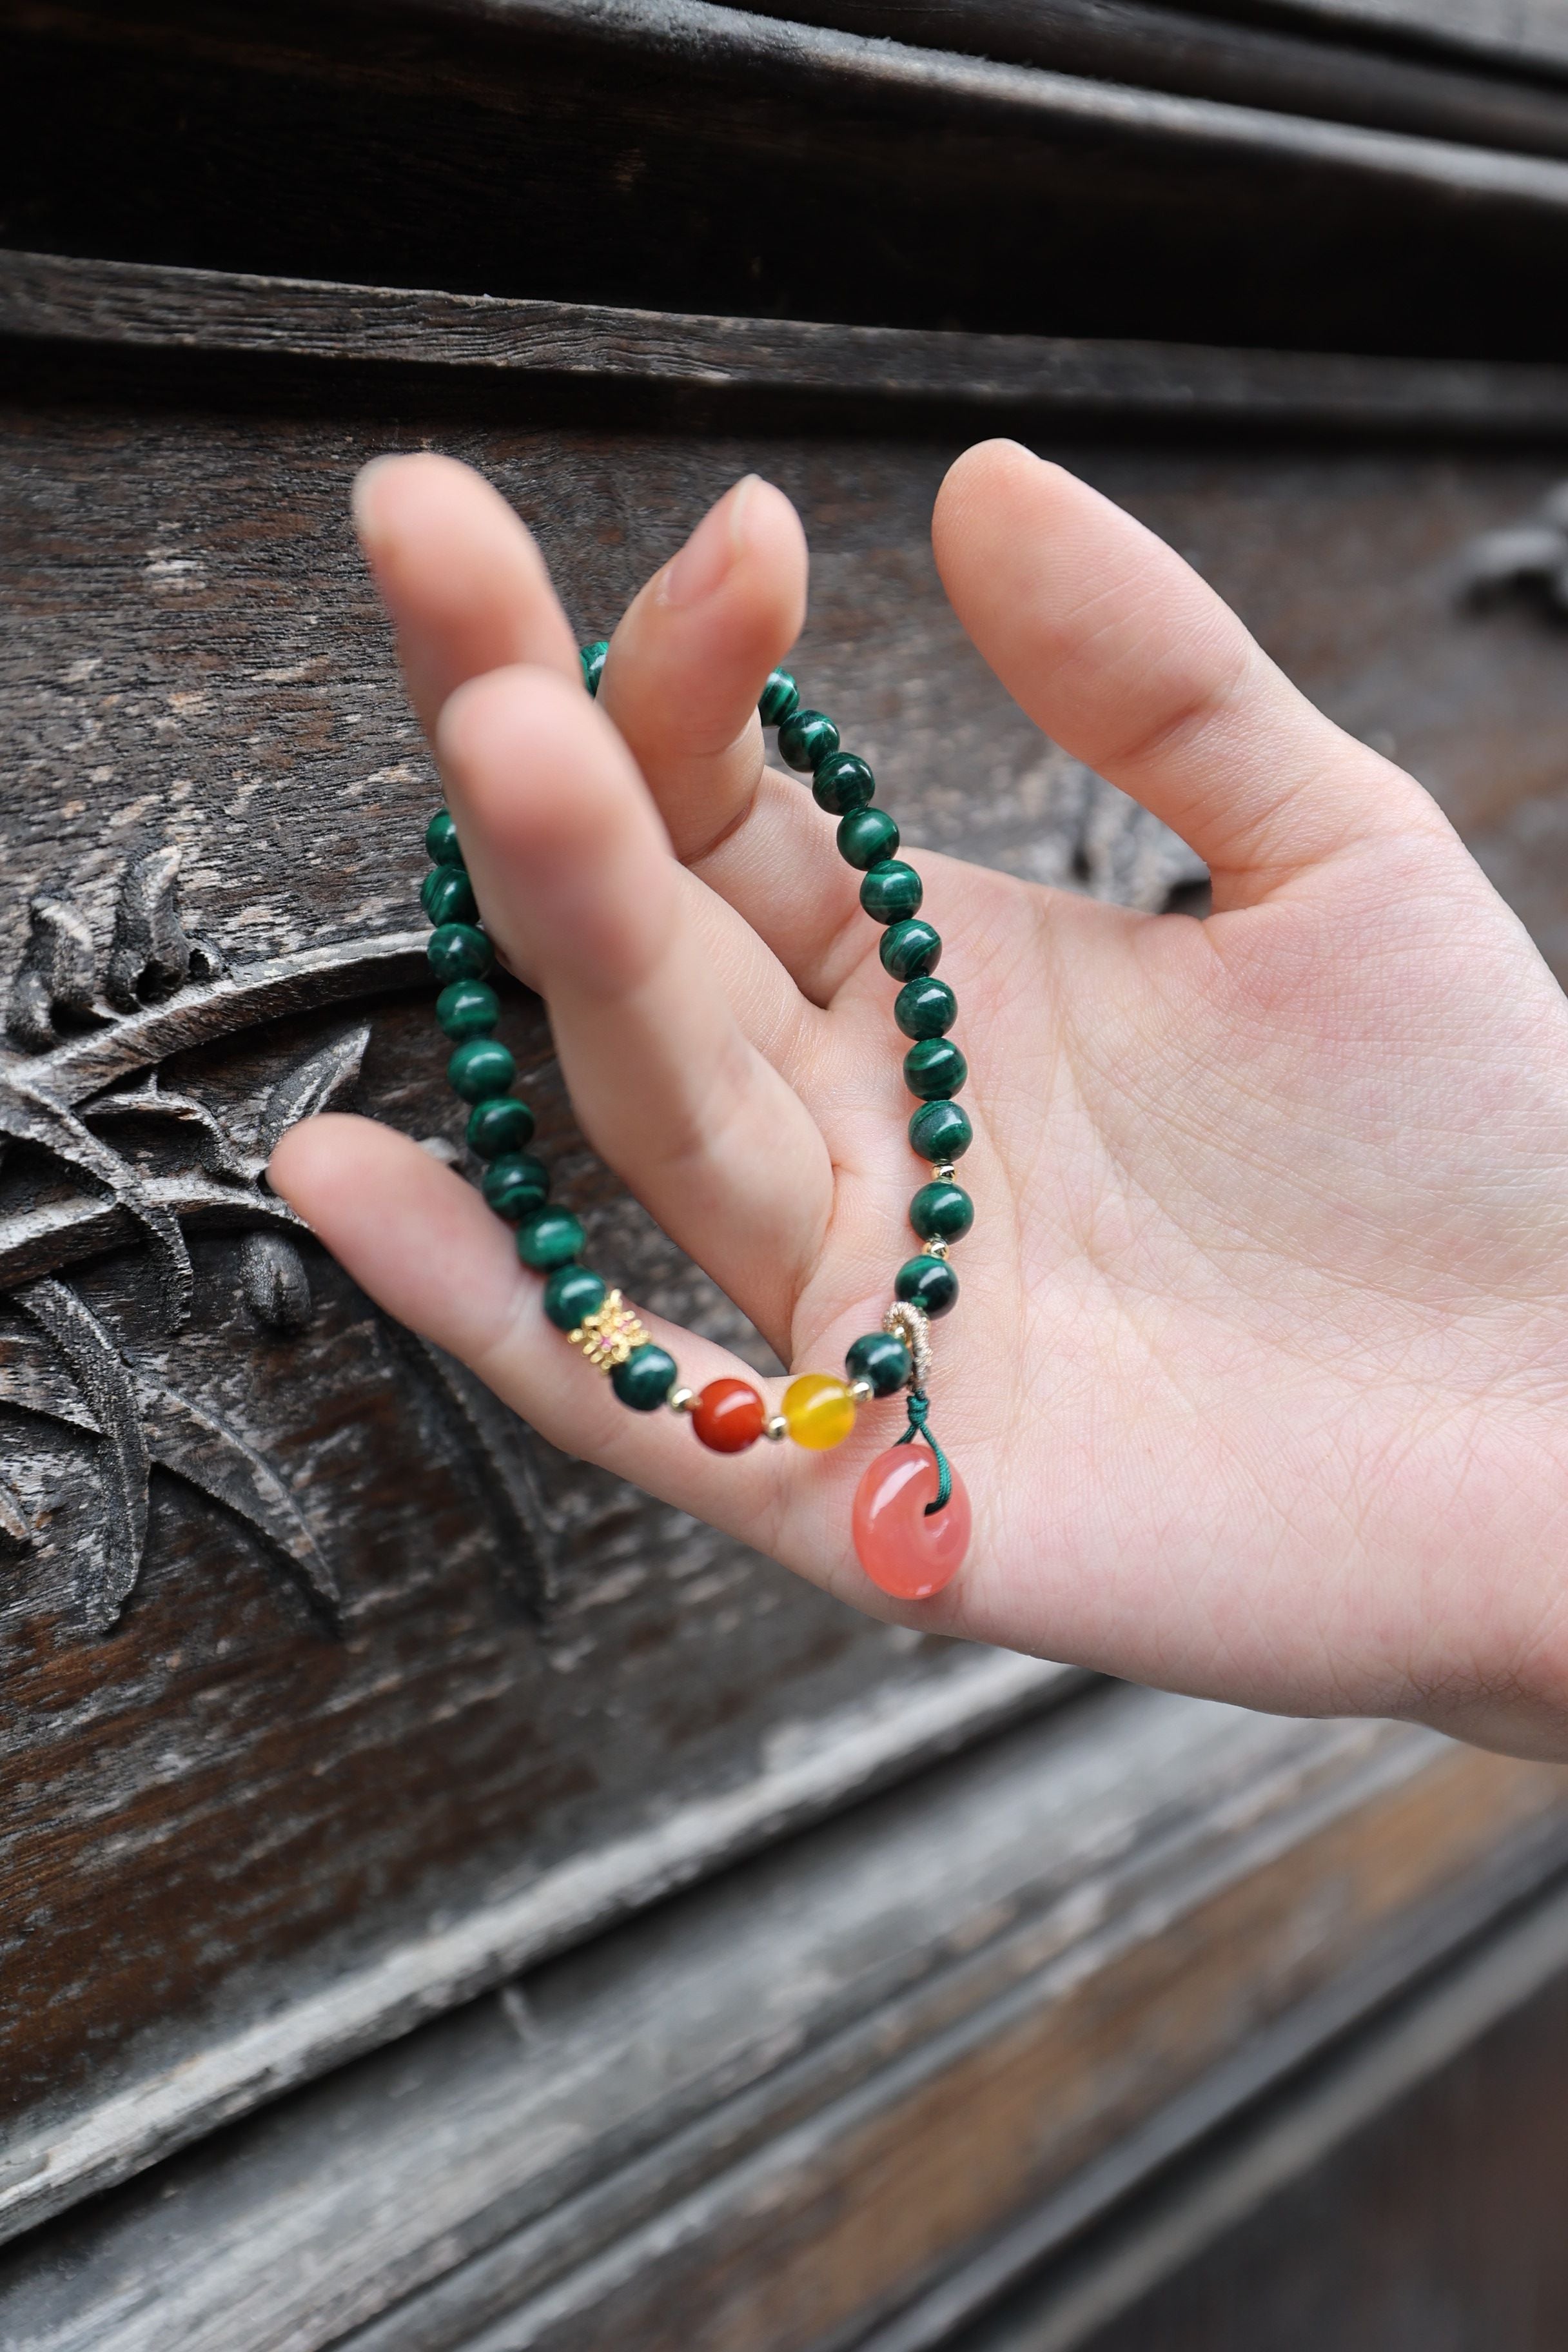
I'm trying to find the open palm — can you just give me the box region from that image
[271,441,1568,1761]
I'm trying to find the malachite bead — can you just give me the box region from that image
[758,669,799,727]
[904,1037,967,1102]
[427,923,495,983]
[777,709,839,773]
[845,1330,911,1398]
[466,1095,536,1158]
[612,1342,678,1411]
[435,979,499,1041]
[812,752,874,816]
[838,807,900,870]
[426,809,464,867]
[896,1254,959,1318]
[581,640,609,697]
[910,1179,974,1243]
[908,1097,972,1162]
[482,1152,551,1222]
[516,1206,585,1271]
[544,1265,607,1331]
[421,864,479,927]
[894,975,956,1040]
[879,919,941,981]
[860,861,924,925]
[448,1037,517,1104]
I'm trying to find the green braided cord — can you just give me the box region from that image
[895,1388,953,1516]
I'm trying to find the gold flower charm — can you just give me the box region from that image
[569,1289,651,1372]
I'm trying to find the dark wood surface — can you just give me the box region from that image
[985,1879,1568,2351]
[737,0,1568,161]
[21,250,1568,436]
[2,1683,1565,2352]
[10,0,1568,359]
[8,297,1568,2246]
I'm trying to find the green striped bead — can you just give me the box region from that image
[581,640,609,697]
[910,1180,973,1242]
[758,669,799,727]
[861,862,923,925]
[880,919,940,981]
[435,979,499,1041]
[896,1255,959,1318]
[482,1153,551,1222]
[845,1330,911,1397]
[904,1037,966,1101]
[517,1208,585,1271]
[426,809,464,867]
[894,976,956,1039]
[427,923,494,983]
[812,752,874,816]
[449,1039,516,1103]
[778,709,839,772]
[466,1096,535,1158]
[908,1098,972,1161]
[421,865,478,926]
[544,1266,607,1331]
[838,808,900,870]
[612,1342,678,1411]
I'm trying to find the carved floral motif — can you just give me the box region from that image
[0,843,471,1634]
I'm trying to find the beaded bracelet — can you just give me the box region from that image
[416,647,970,1600]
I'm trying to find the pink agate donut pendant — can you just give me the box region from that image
[852,1446,970,1600]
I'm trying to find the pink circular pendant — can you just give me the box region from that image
[852,1446,970,1600]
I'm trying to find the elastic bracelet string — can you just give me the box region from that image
[895,1389,952,1516]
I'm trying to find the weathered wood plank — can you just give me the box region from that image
[8,389,1568,2248]
[16,251,1568,433]
[2,1690,1564,2351]
[10,0,1568,355]
[734,0,1568,162]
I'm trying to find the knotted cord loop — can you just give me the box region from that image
[895,1387,953,1515]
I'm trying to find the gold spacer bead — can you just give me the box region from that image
[668,1386,697,1415]
[926,1238,950,1260]
[847,1377,874,1404]
[764,1411,789,1443]
[932,1162,957,1182]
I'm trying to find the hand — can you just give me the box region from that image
[270,442,1568,1761]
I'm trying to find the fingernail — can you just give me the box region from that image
[660,476,758,609]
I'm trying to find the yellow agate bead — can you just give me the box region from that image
[781,1373,858,1451]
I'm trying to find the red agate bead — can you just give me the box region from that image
[852,1446,970,1600]
[692,1378,766,1453]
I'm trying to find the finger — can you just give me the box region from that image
[599,475,868,1001]
[268,1116,789,1529]
[352,453,580,738]
[599,474,802,858]
[268,1116,952,1623]
[932,440,1445,911]
[438,663,832,1342]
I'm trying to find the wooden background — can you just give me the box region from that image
[7,1,1568,2344]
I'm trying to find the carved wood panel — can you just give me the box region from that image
[6,377,1568,2231]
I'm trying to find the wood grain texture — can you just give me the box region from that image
[11,0,1568,357]
[1,1688,1564,2351]
[734,0,1568,161]
[8,382,1568,2240]
[19,250,1568,435]
[1044,1886,1568,2352]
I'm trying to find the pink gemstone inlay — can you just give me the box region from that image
[852,1445,970,1600]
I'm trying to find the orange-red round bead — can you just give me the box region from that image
[692,1378,766,1453]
